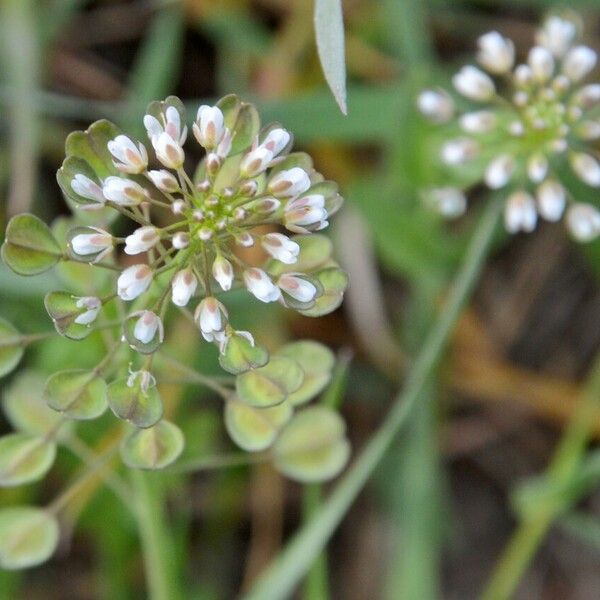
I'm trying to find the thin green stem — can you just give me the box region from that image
[481,354,600,600]
[302,485,330,600]
[242,200,502,600]
[171,451,268,474]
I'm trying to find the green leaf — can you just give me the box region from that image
[299,267,348,317]
[277,341,335,406]
[45,369,108,420]
[267,235,333,277]
[44,291,97,340]
[0,317,24,378]
[1,214,62,276]
[225,399,293,452]
[236,356,304,408]
[0,433,56,487]
[314,0,347,114]
[120,420,184,470]
[107,377,163,428]
[219,332,269,375]
[3,371,69,439]
[0,507,59,570]
[273,406,350,483]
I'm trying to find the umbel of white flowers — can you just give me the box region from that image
[417,14,600,242]
[60,95,344,357]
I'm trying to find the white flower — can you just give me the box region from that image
[212,255,234,291]
[195,297,227,342]
[566,202,600,241]
[147,169,179,193]
[193,105,225,149]
[127,369,156,392]
[71,174,105,205]
[485,154,515,189]
[284,194,328,232]
[236,232,254,247]
[563,45,597,81]
[152,132,185,169]
[527,154,549,183]
[124,226,160,255]
[424,187,467,218]
[243,268,281,303]
[71,227,113,261]
[117,264,153,301]
[107,135,148,174]
[144,105,187,145]
[571,84,600,108]
[504,191,537,233]
[216,128,233,159]
[514,64,533,87]
[459,110,496,133]
[268,168,311,198]
[277,274,317,304]
[528,46,555,82]
[171,268,197,307]
[103,176,146,206]
[261,233,299,264]
[261,128,291,156]
[172,232,189,249]
[240,146,274,178]
[536,16,577,58]
[74,296,101,325]
[440,138,479,165]
[132,310,163,344]
[452,66,495,101]
[417,89,454,123]
[477,31,515,74]
[218,329,255,354]
[570,152,600,186]
[536,180,566,221]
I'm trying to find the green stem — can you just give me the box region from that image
[130,470,183,600]
[243,200,502,600]
[303,485,330,600]
[481,354,600,600]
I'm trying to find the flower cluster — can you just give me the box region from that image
[418,14,600,241]
[57,95,345,366]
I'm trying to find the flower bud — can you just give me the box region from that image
[206,152,221,175]
[261,233,299,264]
[567,203,600,241]
[571,84,600,109]
[277,273,318,304]
[423,188,467,218]
[459,110,497,134]
[504,191,537,233]
[172,231,189,249]
[268,168,311,198]
[124,226,160,255]
[152,132,185,169]
[172,200,186,215]
[74,296,101,325]
[103,176,146,206]
[236,232,254,247]
[240,146,274,178]
[440,138,478,165]
[243,268,281,303]
[117,264,153,301]
[528,46,555,82]
[576,120,600,140]
[144,106,187,145]
[147,169,179,193]
[284,194,329,232]
[563,46,597,81]
[452,65,495,101]
[570,152,600,187]
[536,180,566,221]
[171,268,197,307]
[133,310,163,344]
[477,31,515,74]
[536,16,576,58]
[239,179,258,197]
[416,89,454,123]
[212,255,234,291]
[107,135,148,174]
[71,227,113,261]
[514,64,533,87]
[195,297,228,342]
[71,174,105,205]
[262,128,291,156]
[485,154,515,189]
[527,154,549,183]
[193,105,225,149]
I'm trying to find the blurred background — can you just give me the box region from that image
[2,0,600,598]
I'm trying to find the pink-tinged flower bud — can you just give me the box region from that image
[261,233,299,264]
[124,226,160,255]
[117,264,153,301]
[277,274,318,304]
[563,46,597,81]
[236,232,254,247]
[107,135,148,174]
[417,89,454,123]
[71,227,113,261]
[504,191,537,233]
[477,31,515,74]
[268,168,311,198]
[74,296,101,325]
[172,231,189,249]
[212,255,234,291]
[195,297,228,342]
[535,16,576,58]
[71,174,105,206]
[152,132,185,169]
[147,169,179,193]
[440,138,479,165]
[216,128,232,158]
[261,128,291,156]
[240,146,274,178]
[284,194,329,232]
[528,46,554,82]
[171,268,197,307]
[103,176,146,206]
[239,179,258,197]
[132,310,163,344]
[172,200,186,215]
[206,152,221,175]
[459,110,496,134]
[144,106,187,145]
[243,268,281,303]
[193,105,225,149]
[536,180,566,222]
[452,65,495,101]
[567,203,600,241]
